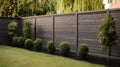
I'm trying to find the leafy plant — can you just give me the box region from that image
[98,12,118,66]
[33,38,42,51]
[17,36,25,47]
[8,21,18,39]
[77,43,89,59]
[59,42,70,56]
[108,0,113,3]
[23,20,32,39]
[13,37,18,46]
[98,12,118,52]
[47,41,56,54]
[56,0,104,14]
[25,39,33,49]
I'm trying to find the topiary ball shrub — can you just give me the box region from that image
[47,41,56,54]
[59,42,70,56]
[25,39,33,49]
[77,43,89,59]
[17,36,25,47]
[13,37,18,46]
[33,38,42,51]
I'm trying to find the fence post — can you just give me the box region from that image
[76,10,79,52]
[106,9,110,67]
[52,12,55,44]
[34,14,36,40]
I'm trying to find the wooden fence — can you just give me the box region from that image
[0,9,120,59]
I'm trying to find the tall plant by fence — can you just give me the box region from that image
[0,9,120,58]
[0,17,23,44]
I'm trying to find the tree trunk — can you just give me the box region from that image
[107,46,111,67]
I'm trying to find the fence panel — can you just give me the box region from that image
[0,17,23,44]
[35,16,53,46]
[54,14,76,51]
[78,11,107,55]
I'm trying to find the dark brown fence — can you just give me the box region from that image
[0,9,120,59]
[0,17,23,44]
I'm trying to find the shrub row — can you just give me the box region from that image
[12,37,42,50]
[13,37,89,58]
[8,20,89,59]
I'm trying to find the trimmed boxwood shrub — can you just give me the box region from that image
[59,42,70,56]
[13,37,18,46]
[77,43,89,59]
[25,39,33,49]
[33,38,42,51]
[47,41,56,54]
[17,36,25,47]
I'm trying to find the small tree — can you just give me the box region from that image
[23,20,32,39]
[98,11,118,67]
[8,21,18,39]
[8,21,18,45]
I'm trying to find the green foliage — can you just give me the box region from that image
[74,0,104,12]
[77,43,89,59]
[0,0,56,17]
[13,37,18,46]
[56,0,104,14]
[56,0,73,14]
[40,0,56,14]
[0,0,104,16]
[23,20,32,39]
[59,42,70,56]
[8,21,18,39]
[33,38,42,51]
[0,0,18,17]
[47,41,56,54]
[17,36,25,47]
[98,12,118,50]
[25,39,33,49]
[108,0,113,3]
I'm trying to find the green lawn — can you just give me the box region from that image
[0,45,105,67]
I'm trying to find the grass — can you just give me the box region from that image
[0,45,105,67]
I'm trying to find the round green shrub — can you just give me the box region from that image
[13,37,18,46]
[25,39,33,49]
[33,38,42,51]
[17,36,25,47]
[77,43,89,59]
[59,42,70,56]
[47,41,56,54]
